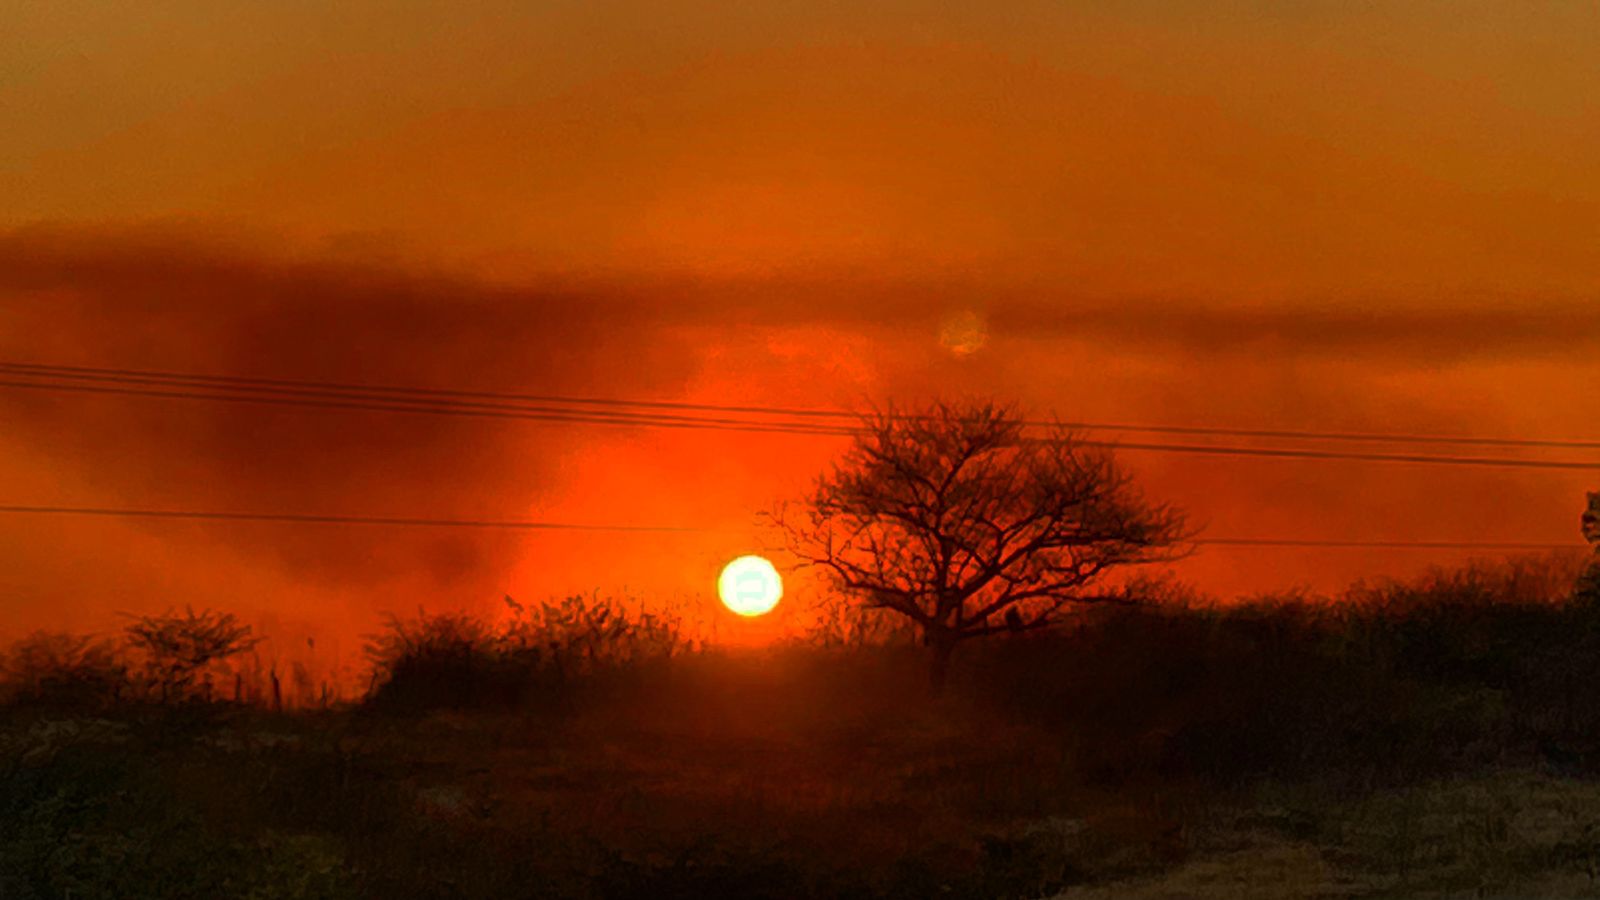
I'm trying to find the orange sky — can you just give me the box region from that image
[2,2,1597,650]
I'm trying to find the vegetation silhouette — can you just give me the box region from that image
[122,606,261,704]
[771,399,1188,689]
[0,607,260,709]
[364,594,693,713]
[1581,491,1600,602]
[5,492,1600,896]
[0,631,126,709]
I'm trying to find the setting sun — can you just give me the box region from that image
[717,555,783,617]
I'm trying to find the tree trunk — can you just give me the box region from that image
[928,632,957,694]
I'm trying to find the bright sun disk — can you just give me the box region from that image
[718,555,783,617]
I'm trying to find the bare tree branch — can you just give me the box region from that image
[771,399,1189,688]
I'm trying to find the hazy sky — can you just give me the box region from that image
[2,2,1597,653]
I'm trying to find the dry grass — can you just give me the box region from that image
[7,556,1600,898]
[1058,770,1600,898]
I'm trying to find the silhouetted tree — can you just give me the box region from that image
[774,400,1188,690]
[124,607,261,702]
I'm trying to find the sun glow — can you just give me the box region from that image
[718,555,783,617]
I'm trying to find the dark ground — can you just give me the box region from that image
[6,557,1600,899]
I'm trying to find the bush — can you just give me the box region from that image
[363,610,516,711]
[0,631,127,710]
[364,594,692,713]
[123,607,262,703]
[500,592,689,674]
[959,555,1600,785]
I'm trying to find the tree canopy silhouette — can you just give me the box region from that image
[124,606,261,702]
[774,400,1189,689]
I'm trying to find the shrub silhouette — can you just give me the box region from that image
[500,592,688,675]
[0,631,127,709]
[364,609,510,710]
[123,607,261,703]
[962,553,1600,784]
[365,594,690,712]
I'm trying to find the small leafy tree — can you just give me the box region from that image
[773,400,1189,689]
[124,607,261,702]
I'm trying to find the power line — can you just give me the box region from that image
[4,371,1599,471]
[0,505,701,533]
[0,379,853,437]
[0,504,1582,551]
[0,364,849,432]
[7,359,1600,451]
[1058,421,1600,451]
[1195,537,1579,551]
[0,361,851,427]
[1097,440,1600,470]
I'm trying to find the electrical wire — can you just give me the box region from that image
[3,369,1597,470]
[8,359,1599,450]
[0,504,1581,551]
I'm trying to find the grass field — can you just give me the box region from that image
[5,557,1600,898]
